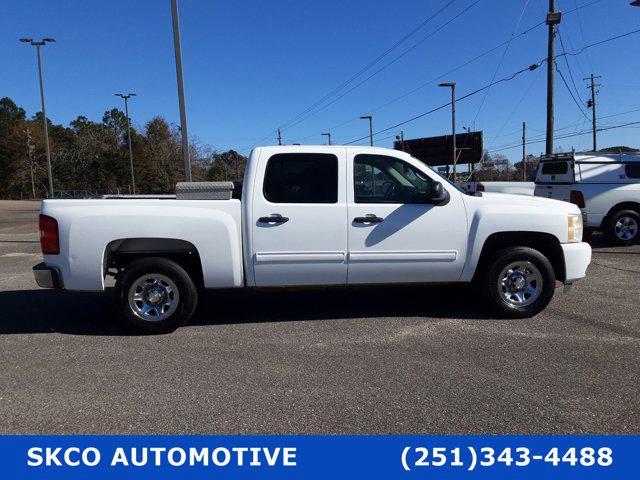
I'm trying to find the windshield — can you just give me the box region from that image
[429,166,468,194]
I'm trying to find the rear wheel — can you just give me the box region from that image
[478,247,556,318]
[114,257,197,334]
[606,209,639,245]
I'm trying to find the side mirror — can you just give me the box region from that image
[430,181,448,204]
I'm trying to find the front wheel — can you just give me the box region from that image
[478,247,556,318]
[114,257,198,334]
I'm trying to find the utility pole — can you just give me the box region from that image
[321,132,332,145]
[115,93,137,194]
[522,122,527,181]
[585,74,601,152]
[170,0,192,181]
[19,38,55,197]
[545,0,562,155]
[277,128,282,145]
[395,131,405,151]
[360,115,373,146]
[439,82,457,181]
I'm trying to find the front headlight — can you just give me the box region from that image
[567,213,583,243]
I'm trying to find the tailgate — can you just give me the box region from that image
[534,158,574,202]
[534,183,571,202]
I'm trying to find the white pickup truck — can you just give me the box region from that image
[534,152,640,244]
[34,146,591,333]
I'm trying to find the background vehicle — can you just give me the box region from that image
[33,146,591,333]
[534,152,640,244]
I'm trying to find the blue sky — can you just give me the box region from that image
[3,0,640,162]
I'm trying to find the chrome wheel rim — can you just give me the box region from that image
[615,217,638,241]
[498,261,543,308]
[128,273,179,321]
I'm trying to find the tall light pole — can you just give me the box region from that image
[20,37,55,197]
[360,115,373,146]
[170,0,192,181]
[115,93,137,194]
[321,132,332,145]
[438,82,457,182]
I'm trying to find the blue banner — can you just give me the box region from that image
[1,435,637,479]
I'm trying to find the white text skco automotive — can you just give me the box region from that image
[34,146,591,333]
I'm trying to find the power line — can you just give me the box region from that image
[344,62,543,145]
[341,26,640,146]
[471,0,532,127]
[245,0,460,149]
[290,14,550,144]
[556,27,640,60]
[281,0,460,133]
[488,120,640,153]
[600,107,640,120]
[488,65,544,144]
[280,0,483,134]
[555,61,590,120]
[289,0,608,144]
[240,0,612,152]
[556,27,585,105]
[572,0,596,72]
[555,7,587,78]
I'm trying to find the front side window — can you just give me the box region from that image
[264,153,338,203]
[354,154,432,203]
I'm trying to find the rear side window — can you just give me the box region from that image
[625,163,640,179]
[541,161,568,175]
[263,153,338,203]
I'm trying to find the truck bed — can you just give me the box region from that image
[40,198,243,290]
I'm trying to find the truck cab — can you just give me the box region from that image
[243,146,468,287]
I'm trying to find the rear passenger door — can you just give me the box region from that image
[251,149,348,286]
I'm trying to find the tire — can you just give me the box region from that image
[605,209,640,246]
[114,257,197,334]
[582,227,594,242]
[477,247,556,319]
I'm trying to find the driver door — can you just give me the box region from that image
[346,152,468,284]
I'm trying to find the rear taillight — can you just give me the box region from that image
[39,214,59,255]
[570,190,585,209]
[476,184,485,192]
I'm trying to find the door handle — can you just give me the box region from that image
[353,215,384,224]
[258,215,289,224]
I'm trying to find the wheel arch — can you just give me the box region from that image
[473,231,566,282]
[601,201,640,229]
[104,238,204,287]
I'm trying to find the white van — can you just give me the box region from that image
[534,152,640,244]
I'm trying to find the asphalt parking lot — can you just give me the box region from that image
[0,200,638,434]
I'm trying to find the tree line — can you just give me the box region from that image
[0,97,247,198]
[3,96,634,198]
